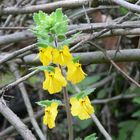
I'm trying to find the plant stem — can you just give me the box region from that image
[91,114,112,140]
[62,87,74,140]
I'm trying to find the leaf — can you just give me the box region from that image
[74,117,92,132]
[33,13,41,25]
[132,110,140,117]
[30,66,55,72]
[73,56,81,63]
[133,97,140,104]
[77,75,100,90]
[84,133,97,140]
[74,88,96,99]
[36,99,62,107]
[119,7,128,15]
[55,8,63,22]
[118,120,137,140]
[60,31,81,46]
[131,123,140,140]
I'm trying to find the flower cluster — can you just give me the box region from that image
[33,9,95,130]
[39,45,86,94]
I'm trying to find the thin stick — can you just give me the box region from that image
[0,43,36,65]
[91,114,112,140]
[0,98,37,140]
[9,63,46,140]
[0,110,43,138]
[0,69,39,96]
[89,42,140,88]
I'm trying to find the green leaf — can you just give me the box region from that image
[73,56,81,63]
[36,99,62,107]
[37,36,54,47]
[131,123,140,140]
[77,75,100,90]
[74,117,92,132]
[55,8,63,22]
[33,13,41,25]
[133,97,140,104]
[132,110,140,117]
[119,7,128,15]
[30,66,55,72]
[57,34,66,40]
[118,120,137,140]
[74,88,96,99]
[84,133,97,140]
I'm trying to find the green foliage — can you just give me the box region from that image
[132,110,140,117]
[116,120,140,140]
[36,99,62,107]
[133,97,140,104]
[73,88,96,99]
[74,117,92,132]
[0,72,15,87]
[131,123,140,140]
[32,8,69,47]
[30,65,55,72]
[119,7,128,15]
[77,75,100,90]
[73,56,81,63]
[84,133,97,140]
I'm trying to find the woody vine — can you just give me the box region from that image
[31,8,96,140]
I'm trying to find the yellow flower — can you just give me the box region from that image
[67,62,86,84]
[39,47,53,66]
[43,102,58,129]
[43,67,67,94]
[53,45,72,66]
[70,96,94,120]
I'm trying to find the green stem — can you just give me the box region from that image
[62,87,74,140]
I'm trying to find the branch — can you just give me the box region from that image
[0,43,36,65]
[88,42,140,87]
[21,49,140,64]
[91,114,112,140]
[93,93,140,104]
[111,0,140,13]
[0,0,89,15]
[0,98,36,140]
[68,21,140,34]
[0,69,39,96]
[1,21,140,46]
[9,63,46,140]
[0,110,43,138]
[0,31,34,46]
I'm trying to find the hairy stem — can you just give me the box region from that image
[62,87,74,140]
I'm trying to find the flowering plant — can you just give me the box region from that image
[31,8,95,139]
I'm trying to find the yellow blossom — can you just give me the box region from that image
[67,62,86,84]
[70,96,94,120]
[43,102,58,129]
[43,67,67,94]
[53,45,72,66]
[39,47,53,66]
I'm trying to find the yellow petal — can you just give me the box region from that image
[43,103,58,129]
[53,46,72,66]
[43,68,67,94]
[39,47,53,66]
[67,63,86,84]
[70,97,81,116]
